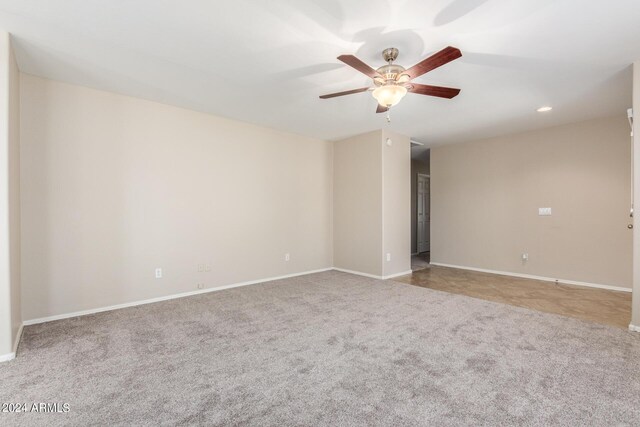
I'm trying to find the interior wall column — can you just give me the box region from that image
[631,60,640,331]
[0,31,21,361]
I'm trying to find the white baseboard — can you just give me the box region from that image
[0,323,24,363]
[23,267,333,326]
[0,352,14,362]
[333,268,382,279]
[383,270,413,279]
[629,324,640,333]
[430,262,632,293]
[333,268,413,280]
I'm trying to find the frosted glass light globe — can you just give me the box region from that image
[372,85,407,107]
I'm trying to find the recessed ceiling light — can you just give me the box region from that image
[537,106,553,112]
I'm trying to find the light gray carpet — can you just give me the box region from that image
[1,271,639,426]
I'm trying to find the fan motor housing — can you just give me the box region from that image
[375,64,406,86]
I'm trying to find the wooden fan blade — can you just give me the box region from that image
[404,46,462,79]
[319,87,370,99]
[376,104,389,114]
[338,55,381,79]
[408,83,461,99]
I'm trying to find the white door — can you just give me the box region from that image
[417,175,430,253]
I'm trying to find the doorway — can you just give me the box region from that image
[417,174,430,254]
[410,148,430,271]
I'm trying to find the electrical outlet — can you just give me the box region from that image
[197,283,204,289]
[522,253,529,261]
[155,268,162,279]
[205,264,211,272]
[386,253,391,262]
[285,253,290,262]
[197,264,204,272]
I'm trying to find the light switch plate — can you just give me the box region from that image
[538,207,552,216]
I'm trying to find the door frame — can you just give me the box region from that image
[417,173,430,253]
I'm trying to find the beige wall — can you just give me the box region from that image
[431,115,632,289]
[382,129,411,276]
[20,74,333,321]
[632,61,640,326]
[333,131,383,276]
[410,157,429,253]
[0,32,20,357]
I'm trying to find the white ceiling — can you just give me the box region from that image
[1,0,639,148]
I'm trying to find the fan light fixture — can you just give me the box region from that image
[372,85,407,107]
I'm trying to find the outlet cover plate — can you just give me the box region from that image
[538,207,552,216]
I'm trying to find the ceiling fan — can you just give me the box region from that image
[319,46,462,114]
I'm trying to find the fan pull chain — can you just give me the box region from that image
[386,109,391,123]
